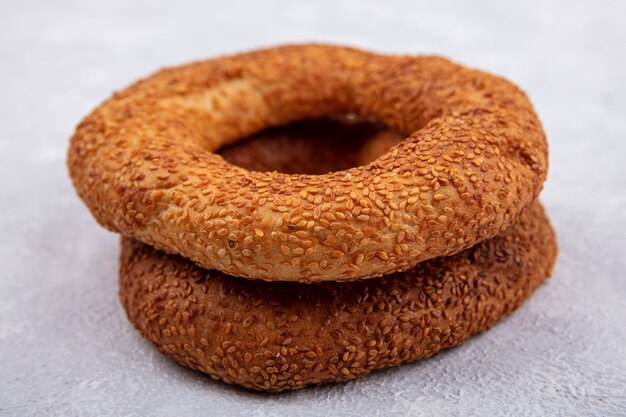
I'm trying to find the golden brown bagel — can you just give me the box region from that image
[69,44,549,282]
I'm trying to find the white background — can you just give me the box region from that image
[1,1,625,416]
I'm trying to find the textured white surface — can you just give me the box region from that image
[1,0,625,416]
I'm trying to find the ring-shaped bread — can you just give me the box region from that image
[120,202,556,391]
[119,122,556,391]
[69,44,548,282]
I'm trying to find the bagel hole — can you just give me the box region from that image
[216,115,403,174]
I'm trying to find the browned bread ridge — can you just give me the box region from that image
[119,202,556,391]
[118,118,556,391]
[69,44,549,282]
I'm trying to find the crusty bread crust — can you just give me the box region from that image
[119,201,556,391]
[69,44,549,282]
[118,119,556,391]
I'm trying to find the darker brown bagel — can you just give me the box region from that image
[118,117,556,391]
[119,201,556,392]
[69,44,549,282]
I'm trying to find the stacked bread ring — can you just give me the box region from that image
[68,44,557,391]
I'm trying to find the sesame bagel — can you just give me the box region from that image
[119,201,556,391]
[69,44,549,282]
[119,123,556,392]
